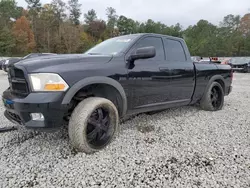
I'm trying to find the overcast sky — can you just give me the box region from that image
[18,0,250,28]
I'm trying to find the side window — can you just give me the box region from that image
[164,38,186,62]
[133,37,164,60]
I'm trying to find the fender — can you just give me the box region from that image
[62,76,127,117]
[204,75,226,95]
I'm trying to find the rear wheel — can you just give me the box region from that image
[200,82,224,111]
[68,97,119,154]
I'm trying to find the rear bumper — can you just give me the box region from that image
[2,89,68,130]
[226,86,232,95]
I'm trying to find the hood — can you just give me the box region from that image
[15,54,113,72]
[229,62,249,65]
[8,57,22,65]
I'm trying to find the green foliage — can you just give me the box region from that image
[84,9,97,24]
[25,0,41,9]
[0,27,15,55]
[184,20,218,56]
[117,15,137,35]
[1,0,250,57]
[68,0,81,25]
[106,7,117,28]
[0,0,21,28]
[106,7,118,37]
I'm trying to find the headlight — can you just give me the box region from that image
[28,73,69,92]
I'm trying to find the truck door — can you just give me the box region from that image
[126,36,172,110]
[162,37,195,101]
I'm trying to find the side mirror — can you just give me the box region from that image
[128,46,156,62]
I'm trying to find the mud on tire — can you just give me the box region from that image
[68,97,119,154]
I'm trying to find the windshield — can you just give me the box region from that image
[85,35,139,55]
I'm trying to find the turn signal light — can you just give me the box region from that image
[44,84,66,91]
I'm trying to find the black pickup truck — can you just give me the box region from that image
[2,33,233,153]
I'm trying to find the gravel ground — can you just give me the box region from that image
[0,71,250,188]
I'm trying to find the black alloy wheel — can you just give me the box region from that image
[210,86,223,110]
[68,97,119,154]
[200,82,224,111]
[86,108,113,149]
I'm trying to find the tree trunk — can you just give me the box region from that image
[47,30,50,52]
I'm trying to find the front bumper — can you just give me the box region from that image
[2,89,68,130]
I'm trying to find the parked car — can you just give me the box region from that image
[227,57,250,73]
[1,57,21,72]
[0,59,4,70]
[2,53,57,72]
[2,33,233,153]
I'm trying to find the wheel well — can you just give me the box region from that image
[214,79,225,93]
[65,84,123,121]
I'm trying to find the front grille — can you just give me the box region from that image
[8,67,29,96]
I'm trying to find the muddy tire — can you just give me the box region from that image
[200,82,224,111]
[68,97,119,154]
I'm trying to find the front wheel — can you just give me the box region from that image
[200,82,224,111]
[68,97,119,154]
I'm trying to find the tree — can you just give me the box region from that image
[25,0,41,9]
[0,27,15,55]
[79,31,95,52]
[240,13,250,36]
[167,23,183,37]
[68,0,82,25]
[0,0,21,28]
[184,20,218,56]
[84,9,97,24]
[12,16,36,55]
[87,20,106,40]
[25,0,42,51]
[60,21,82,53]
[1,2,250,57]
[117,15,136,35]
[219,14,245,56]
[220,14,241,32]
[106,7,118,37]
[106,7,117,28]
[52,0,67,22]
[36,3,58,52]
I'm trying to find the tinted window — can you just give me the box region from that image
[134,37,164,60]
[164,39,186,61]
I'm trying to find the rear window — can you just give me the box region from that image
[164,38,186,62]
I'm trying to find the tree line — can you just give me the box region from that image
[0,0,250,57]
